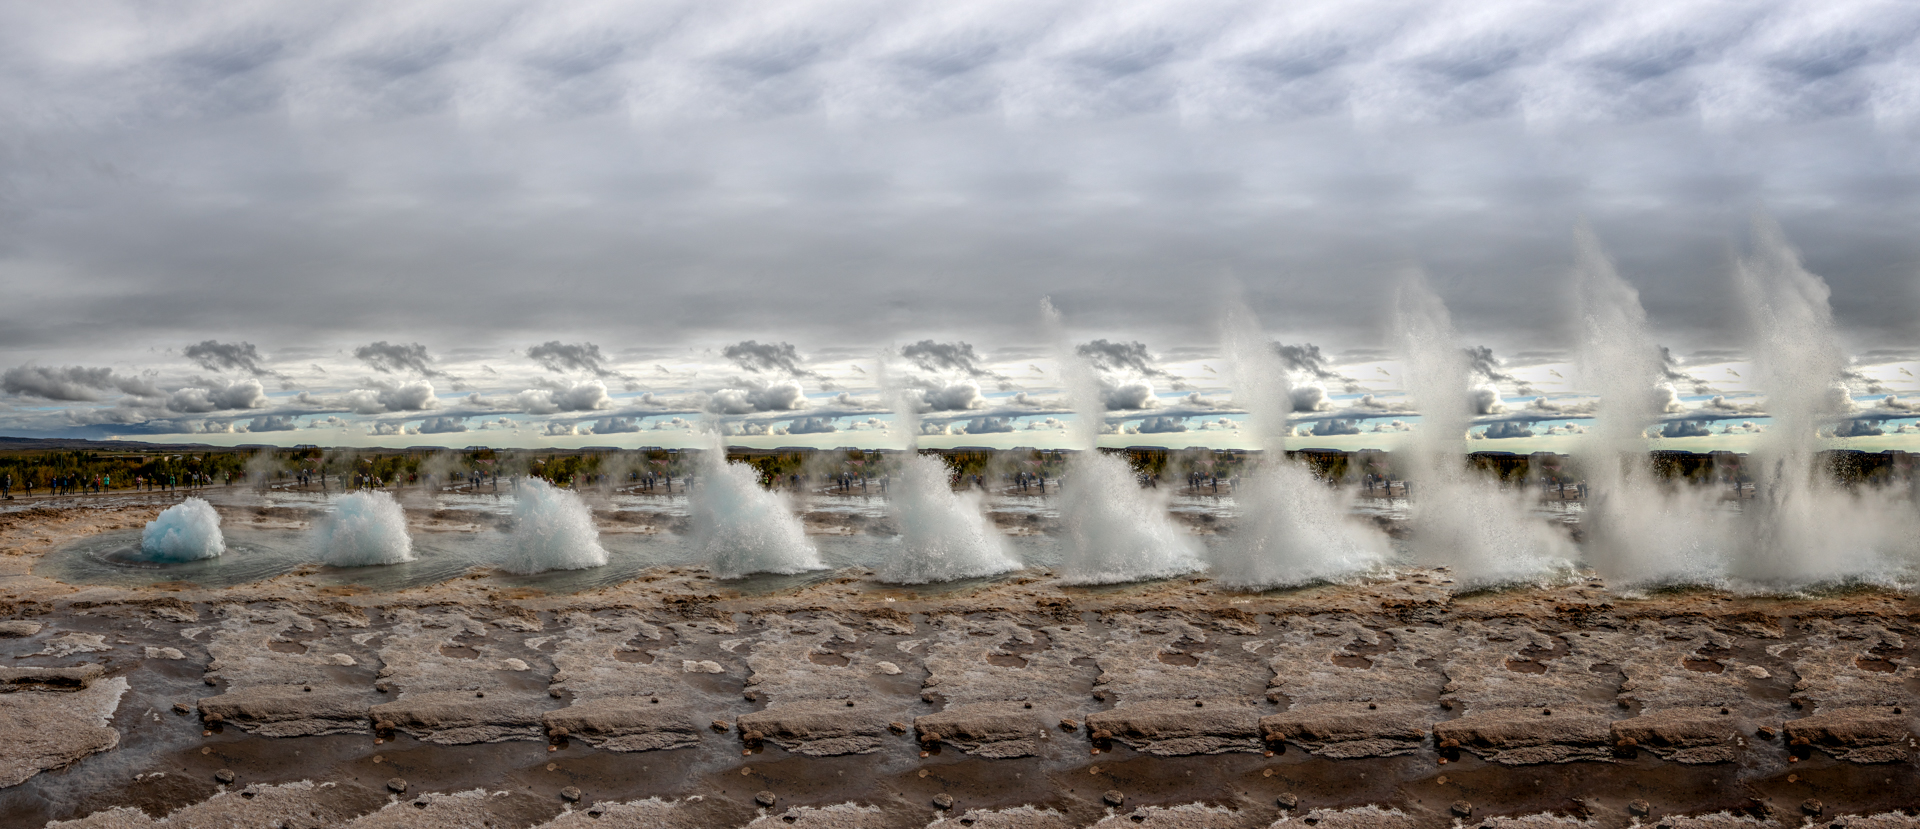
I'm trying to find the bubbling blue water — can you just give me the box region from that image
[137,498,225,562]
[314,491,414,567]
[501,478,608,574]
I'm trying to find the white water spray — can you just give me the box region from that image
[691,432,825,579]
[501,478,608,574]
[1044,299,1203,584]
[1730,218,1917,587]
[875,363,1020,584]
[1395,273,1572,586]
[314,490,415,567]
[1214,305,1387,588]
[137,498,225,562]
[1573,226,1734,586]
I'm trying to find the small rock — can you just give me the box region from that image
[1629,799,1651,816]
[1060,718,1079,731]
[1742,665,1770,679]
[755,791,777,808]
[143,647,185,660]
[932,793,954,810]
[502,658,529,671]
[1276,793,1299,809]
[743,730,764,742]
[712,720,731,732]
[329,653,356,666]
[888,721,908,734]
[0,620,43,637]
[875,661,902,675]
[561,786,582,802]
[683,660,724,674]
[1103,790,1125,807]
[172,702,191,715]
[214,769,235,784]
[387,778,408,794]
[548,726,568,739]
[1091,730,1113,741]
[1802,799,1823,816]
[1451,800,1473,818]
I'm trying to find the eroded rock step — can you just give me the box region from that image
[0,593,1916,827]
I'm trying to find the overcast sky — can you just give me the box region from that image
[3,0,1919,450]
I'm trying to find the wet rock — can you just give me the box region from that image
[1610,707,1745,764]
[735,700,888,756]
[387,777,408,793]
[681,660,723,674]
[1451,800,1473,817]
[755,791,777,807]
[214,769,235,784]
[560,786,582,802]
[1276,793,1299,809]
[35,633,110,657]
[172,702,191,715]
[914,701,1045,758]
[1083,700,1262,755]
[370,690,549,744]
[1103,790,1125,806]
[540,696,701,752]
[143,647,186,660]
[1802,798,1823,816]
[1430,707,1614,765]
[1259,702,1431,758]
[932,793,954,809]
[1629,799,1651,816]
[197,684,370,737]
[0,663,105,692]
[0,620,43,637]
[1782,707,1916,763]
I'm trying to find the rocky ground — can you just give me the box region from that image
[0,502,1916,827]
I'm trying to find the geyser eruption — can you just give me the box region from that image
[314,491,415,567]
[137,498,225,562]
[691,431,824,579]
[1573,227,1734,586]
[1215,306,1386,588]
[1044,299,1203,584]
[501,478,608,575]
[1395,274,1572,586]
[875,364,1020,584]
[1730,218,1916,587]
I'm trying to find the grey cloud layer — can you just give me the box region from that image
[1,0,1918,440]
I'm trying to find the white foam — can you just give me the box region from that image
[313,490,414,567]
[501,478,608,574]
[691,438,824,579]
[877,452,1020,584]
[136,498,225,562]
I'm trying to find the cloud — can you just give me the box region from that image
[1290,384,1335,413]
[1028,417,1066,430]
[1463,346,1516,384]
[588,416,641,434]
[1543,423,1587,435]
[368,422,407,436]
[543,422,578,437]
[707,380,808,414]
[1134,416,1187,434]
[1100,378,1161,411]
[245,415,299,432]
[2,365,159,401]
[416,416,468,434]
[915,380,987,412]
[1272,343,1342,381]
[723,341,812,376]
[183,341,276,376]
[167,379,268,413]
[1076,340,1167,377]
[1310,418,1363,436]
[372,380,442,413]
[1834,419,1884,437]
[527,342,618,377]
[355,341,442,376]
[1469,384,1509,416]
[1374,419,1411,432]
[1478,421,1533,439]
[959,416,1016,434]
[1657,420,1713,438]
[901,341,1000,379]
[514,380,610,414]
[785,416,839,434]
